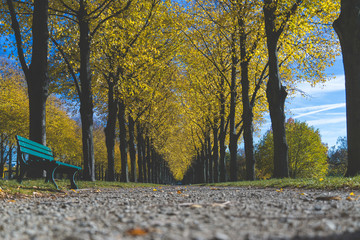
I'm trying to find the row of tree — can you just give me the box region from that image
[177,0,339,182]
[0,57,176,183]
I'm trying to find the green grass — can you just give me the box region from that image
[0,179,161,197]
[1,176,360,198]
[199,176,360,190]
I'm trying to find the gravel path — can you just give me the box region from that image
[1,186,360,240]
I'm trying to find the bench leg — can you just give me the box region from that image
[49,165,60,190]
[17,166,26,184]
[70,170,79,189]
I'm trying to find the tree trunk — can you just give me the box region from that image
[213,126,219,183]
[207,134,213,183]
[333,0,360,176]
[118,100,129,182]
[8,147,12,179]
[219,78,227,182]
[128,114,137,182]
[7,0,50,177]
[239,18,255,181]
[200,148,206,183]
[146,137,151,182]
[263,1,289,178]
[204,139,209,183]
[137,123,144,182]
[79,0,95,181]
[151,149,156,183]
[142,134,147,182]
[0,138,4,179]
[229,32,239,182]
[104,81,117,181]
[28,0,49,147]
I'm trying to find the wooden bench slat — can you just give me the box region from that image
[55,161,82,170]
[17,141,53,156]
[16,135,51,152]
[19,146,54,161]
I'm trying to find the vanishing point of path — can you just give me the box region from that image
[1,186,360,240]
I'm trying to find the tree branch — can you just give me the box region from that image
[6,0,29,77]
[50,36,82,96]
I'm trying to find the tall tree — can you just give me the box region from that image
[333,0,360,176]
[262,0,302,178]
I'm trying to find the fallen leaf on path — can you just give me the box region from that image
[126,228,148,236]
[190,204,203,209]
[346,196,356,201]
[316,196,341,201]
[211,201,231,207]
[32,192,43,197]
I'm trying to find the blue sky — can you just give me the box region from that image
[259,56,346,148]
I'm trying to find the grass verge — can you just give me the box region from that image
[200,176,360,190]
[0,179,160,198]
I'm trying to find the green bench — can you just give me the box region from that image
[16,135,82,189]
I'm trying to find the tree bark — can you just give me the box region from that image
[104,80,117,181]
[137,123,144,182]
[207,134,213,183]
[8,147,13,179]
[118,100,129,182]
[229,31,239,182]
[78,0,95,181]
[0,137,4,179]
[28,0,49,147]
[146,137,151,182]
[333,0,360,176]
[219,76,227,182]
[263,0,289,178]
[128,114,137,182]
[6,0,50,178]
[204,139,209,183]
[142,134,147,182]
[212,126,219,183]
[239,18,255,181]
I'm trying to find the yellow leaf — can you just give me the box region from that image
[346,196,355,201]
[350,192,355,196]
[126,228,148,236]
[319,178,324,182]
[153,189,157,191]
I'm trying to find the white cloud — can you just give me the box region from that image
[292,103,346,119]
[295,75,345,96]
[307,117,346,126]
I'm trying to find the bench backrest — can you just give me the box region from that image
[16,135,54,164]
